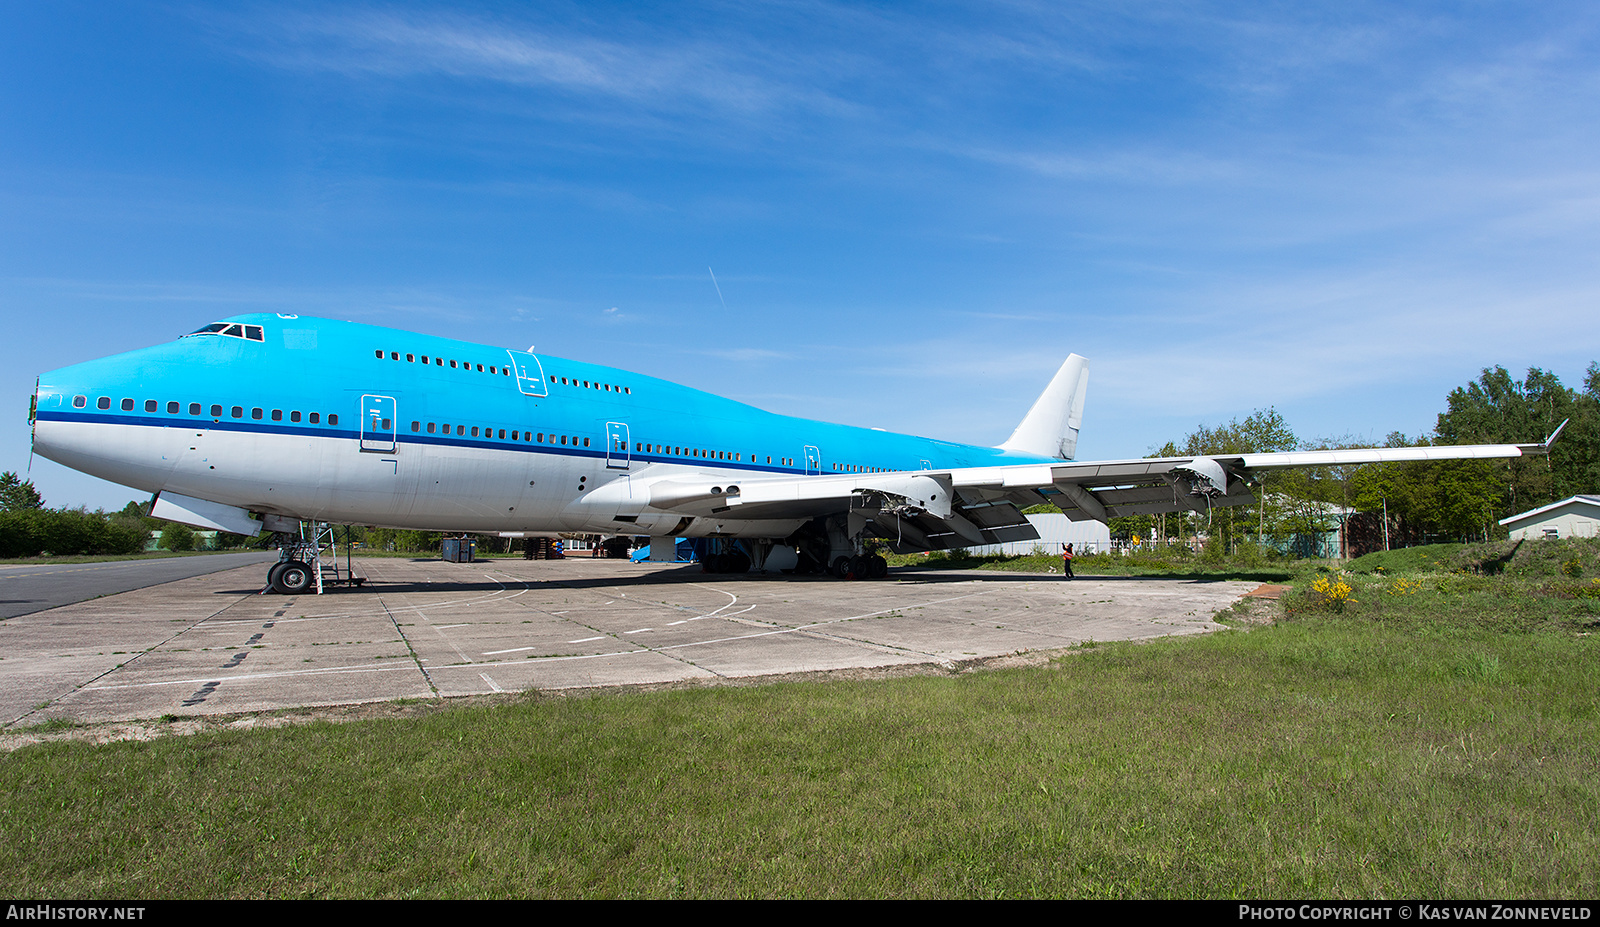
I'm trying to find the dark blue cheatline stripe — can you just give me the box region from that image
[36,409,810,476]
[38,410,360,443]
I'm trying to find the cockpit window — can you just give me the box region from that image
[186,322,265,342]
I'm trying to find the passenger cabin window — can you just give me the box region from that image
[73,396,86,408]
[98,397,110,410]
[121,398,134,411]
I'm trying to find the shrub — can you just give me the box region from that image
[0,508,148,557]
[1296,574,1357,614]
[159,522,196,552]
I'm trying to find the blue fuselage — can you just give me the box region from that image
[31,313,1053,535]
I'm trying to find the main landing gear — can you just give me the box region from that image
[829,553,889,580]
[789,515,892,580]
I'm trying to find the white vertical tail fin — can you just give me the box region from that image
[997,354,1089,460]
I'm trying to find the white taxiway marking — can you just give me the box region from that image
[569,636,604,643]
[482,646,537,655]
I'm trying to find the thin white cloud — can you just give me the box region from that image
[211,6,863,122]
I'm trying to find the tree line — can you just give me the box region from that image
[1107,362,1600,554]
[0,472,150,558]
[0,471,470,559]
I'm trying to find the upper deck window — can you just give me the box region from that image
[186,322,265,342]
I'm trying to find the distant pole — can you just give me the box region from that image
[1382,496,1390,551]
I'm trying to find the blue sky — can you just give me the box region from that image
[5,1,1600,511]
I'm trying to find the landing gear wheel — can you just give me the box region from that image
[272,560,314,595]
[266,562,288,590]
[830,556,852,579]
[869,554,888,579]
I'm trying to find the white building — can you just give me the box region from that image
[1498,495,1600,540]
[965,513,1111,556]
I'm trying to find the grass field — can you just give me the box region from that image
[2,543,1597,898]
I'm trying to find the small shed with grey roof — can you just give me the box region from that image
[1498,495,1600,541]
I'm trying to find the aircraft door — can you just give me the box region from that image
[507,350,549,397]
[804,445,821,475]
[360,395,397,453]
[605,422,630,470]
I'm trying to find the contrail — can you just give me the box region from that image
[708,267,727,308]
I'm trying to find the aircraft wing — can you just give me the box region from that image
[623,427,1561,552]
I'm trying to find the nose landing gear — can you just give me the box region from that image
[267,558,315,595]
[263,524,366,594]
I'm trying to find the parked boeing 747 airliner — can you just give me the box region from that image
[28,313,1562,592]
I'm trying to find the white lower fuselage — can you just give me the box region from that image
[35,417,804,539]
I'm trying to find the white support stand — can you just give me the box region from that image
[297,521,340,594]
